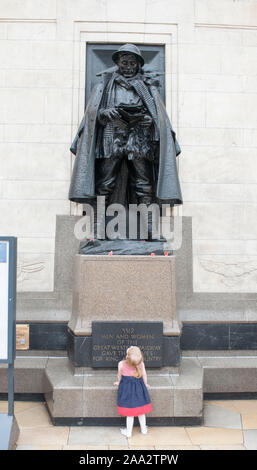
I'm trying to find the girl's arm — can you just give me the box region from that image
[113,361,122,386]
[141,362,150,388]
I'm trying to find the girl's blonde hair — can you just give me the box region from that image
[126,346,143,378]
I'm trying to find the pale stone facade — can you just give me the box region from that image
[0,0,257,293]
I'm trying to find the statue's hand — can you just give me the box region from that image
[139,115,153,128]
[100,108,120,122]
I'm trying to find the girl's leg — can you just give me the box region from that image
[120,416,134,437]
[138,414,148,434]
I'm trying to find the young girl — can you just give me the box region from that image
[114,346,152,438]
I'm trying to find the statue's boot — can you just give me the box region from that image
[90,198,107,240]
[96,209,107,240]
[146,210,162,241]
[138,198,163,241]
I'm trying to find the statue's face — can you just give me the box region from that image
[117,53,139,78]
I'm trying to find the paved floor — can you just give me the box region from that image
[1,400,257,450]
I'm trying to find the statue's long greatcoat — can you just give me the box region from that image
[69,70,183,205]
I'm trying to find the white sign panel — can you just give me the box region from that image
[0,241,9,361]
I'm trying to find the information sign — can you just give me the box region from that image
[0,242,9,361]
[0,237,16,364]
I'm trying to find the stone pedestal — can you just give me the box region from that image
[68,255,181,368]
[54,253,204,426]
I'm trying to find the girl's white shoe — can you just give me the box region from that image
[120,428,132,438]
[140,426,148,435]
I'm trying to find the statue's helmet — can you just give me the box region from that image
[112,44,144,66]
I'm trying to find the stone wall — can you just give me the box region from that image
[0,0,256,294]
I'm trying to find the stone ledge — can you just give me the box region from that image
[2,352,257,424]
[0,356,48,394]
[198,356,257,394]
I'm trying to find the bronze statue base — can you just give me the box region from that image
[79,238,171,256]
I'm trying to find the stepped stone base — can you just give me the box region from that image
[1,351,257,425]
[44,357,203,425]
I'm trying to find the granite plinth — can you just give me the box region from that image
[68,255,179,336]
[68,254,180,368]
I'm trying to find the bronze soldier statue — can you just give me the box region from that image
[69,44,182,247]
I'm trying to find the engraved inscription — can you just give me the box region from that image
[92,322,163,367]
